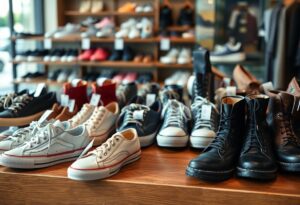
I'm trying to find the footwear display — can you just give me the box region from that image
[63,80,89,109]
[67,103,95,128]
[190,96,219,149]
[237,95,277,180]
[177,5,194,26]
[157,100,191,148]
[210,42,246,63]
[0,127,18,141]
[91,78,117,106]
[53,23,81,38]
[160,48,179,64]
[116,82,137,108]
[186,96,245,181]
[90,48,109,61]
[160,5,173,29]
[117,101,161,147]
[68,128,141,181]
[177,48,192,64]
[79,0,91,13]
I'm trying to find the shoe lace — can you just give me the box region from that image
[69,105,92,127]
[191,96,217,130]
[0,93,16,108]
[277,113,300,146]
[92,134,121,159]
[85,107,106,131]
[121,104,150,127]
[6,94,32,113]
[193,74,209,98]
[159,90,180,104]
[9,121,40,144]
[162,100,191,128]
[117,84,127,103]
[26,124,53,149]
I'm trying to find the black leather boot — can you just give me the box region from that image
[267,91,300,172]
[237,95,277,180]
[186,96,245,181]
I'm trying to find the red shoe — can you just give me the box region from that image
[63,80,89,109]
[112,73,126,84]
[123,72,137,83]
[90,48,110,61]
[91,78,117,106]
[78,49,95,61]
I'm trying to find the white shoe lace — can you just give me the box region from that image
[85,107,106,132]
[26,124,52,149]
[162,100,191,128]
[121,104,150,127]
[69,104,93,127]
[92,134,121,160]
[9,121,40,144]
[7,94,33,113]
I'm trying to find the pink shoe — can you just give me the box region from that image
[95,17,114,29]
[78,49,95,61]
[123,72,137,83]
[112,73,126,84]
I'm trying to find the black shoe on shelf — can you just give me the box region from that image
[237,95,277,180]
[177,6,194,27]
[109,50,123,61]
[48,69,61,81]
[160,5,173,29]
[122,46,134,61]
[186,96,245,181]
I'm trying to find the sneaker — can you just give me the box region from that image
[190,96,219,148]
[53,23,81,38]
[160,48,179,64]
[67,103,95,128]
[68,128,141,181]
[96,27,114,38]
[79,0,91,13]
[0,91,57,127]
[109,50,123,61]
[95,17,114,30]
[117,101,162,147]
[0,127,18,141]
[116,82,137,108]
[0,121,90,169]
[210,42,246,63]
[0,90,27,112]
[91,0,104,13]
[128,27,140,39]
[81,17,100,27]
[84,102,119,145]
[118,2,136,13]
[78,49,95,61]
[91,78,117,106]
[90,48,109,61]
[177,48,192,64]
[123,72,137,83]
[122,46,134,61]
[177,5,194,26]
[63,80,89,109]
[157,100,191,148]
[160,5,173,29]
[57,70,70,83]
[81,26,98,38]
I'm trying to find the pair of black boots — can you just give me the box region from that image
[186,95,277,181]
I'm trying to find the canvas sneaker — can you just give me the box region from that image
[190,96,219,148]
[157,99,191,148]
[160,48,179,64]
[84,102,119,146]
[0,127,18,141]
[210,42,246,63]
[67,103,95,128]
[68,128,141,181]
[0,121,90,169]
[117,101,161,147]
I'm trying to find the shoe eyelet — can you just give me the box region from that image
[104,153,107,156]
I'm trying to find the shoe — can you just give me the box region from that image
[159,88,181,105]
[182,29,195,38]
[91,78,117,106]
[233,64,260,94]
[78,49,95,61]
[177,6,194,26]
[43,49,56,62]
[177,48,192,64]
[115,28,129,38]
[112,73,126,84]
[120,18,137,29]
[81,17,100,27]
[143,3,153,12]
[118,2,136,13]
[96,27,114,38]
[0,90,57,127]
[67,103,95,128]
[137,73,153,84]
[81,26,98,38]
[160,48,179,64]
[66,49,78,62]
[128,27,140,39]
[57,70,70,83]
[0,121,90,169]
[267,91,300,172]
[123,72,137,83]
[0,127,18,141]
[137,82,160,100]
[27,49,48,61]
[210,42,246,63]
[63,80,89,109]
[133,54,143,63]
[190,96,219,149]
[176,71,191,87]
[160,5,173,29]
[84,102,119,145]
[67,71,79,83]
[50,49,66,62]
[186,96,246,181]
[117,101,161,147]
[139,18,153,39]
[237,94,277,180]
[157,100,191,148]
[95,17,114,30]
[143,54,153,63]
[79,0,91,13]
[0,90,28,112]
[53,23,81,38]
[15,50,32,61]
[48,69,61,81]
[164,71,183,85]
[116,82,138,108]
[122,46,134,61]
[55,105,78,122]
[90,48,109,61]
[109,50,123,61]
[68,128,141,181]
[91,0,103,13]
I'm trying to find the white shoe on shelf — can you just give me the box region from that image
[160,48,179,64]
[177,48,192,64]
[91,0,103,13]
[79,0,92,13]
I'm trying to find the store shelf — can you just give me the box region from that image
[81,61,155,68]
[156,63,193,69]
[0,146,299,204]
[166,25,194,32]
[12,79,63,86]
[12,60,78,66]
[65,11,155,17]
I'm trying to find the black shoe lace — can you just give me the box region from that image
[278,113,299,146]
[193,74,208,98]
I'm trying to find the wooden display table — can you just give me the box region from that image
[0,146,299,205]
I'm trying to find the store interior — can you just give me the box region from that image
[0,0,300,204]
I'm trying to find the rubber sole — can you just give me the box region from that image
[186,166,234,182]
[68,150,141,181]
[236,167,277,180]
[190,136,214,149]
[279,161,300,172]
[0,111,45,127]
[0,148,85,169]
[210,52,246,63]
[157,134,188,148]
[139,131,158,147]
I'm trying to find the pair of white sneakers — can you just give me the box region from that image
[160,48,192,64]
[116,18,153,39]
[164,71,191,87]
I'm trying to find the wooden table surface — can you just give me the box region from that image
[0,146,299,205]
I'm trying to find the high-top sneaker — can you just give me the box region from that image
[190,96,219,149]
[116,82,137,108]
[64,80,89,109]
[237,95,277,180]
[91,78,117,106]
[267,91,300,172]
[186,96,245,181]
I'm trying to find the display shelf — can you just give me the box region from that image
[166,25,194,32]
[12,79,63,86]
[0,146,299,205]
[156,63,193,69]
[64,11,155,17]
[12,60,78,66]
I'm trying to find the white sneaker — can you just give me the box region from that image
[128,27,140,39]
[96,27,113,38]
[140,18,153,39]
[120,18,137,29]
[53,23,81,38]
[91,0,103,13]
[67,104,95,128]
[115,28,129,38]
[177,48,192,64]
[79,0,91,13]
[176,71,191,87]
[68,128,141,181]
[210,42,246,63]
[164,71,182,85]
[84,102,119,145]
[0,121,90,169]
[143,4,153,12]
[160,48,179,64]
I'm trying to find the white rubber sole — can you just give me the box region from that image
[0,148,86,169]
[0,111,45,127]
[67,150,141,181]
[190,136,214,149]
[139,131,157,147]
[157,134,189,148]
[210,52,246,63]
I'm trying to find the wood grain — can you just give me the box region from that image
[0,146,299,205]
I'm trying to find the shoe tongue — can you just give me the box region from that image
[52,120,66,132]
[279,92,294,114]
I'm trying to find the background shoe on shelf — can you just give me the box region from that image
[48,69,61,81]
[53,23,81,38]
[95,17,114,30]
[118,2,136,13]
[91,0,104,13]
[160,48,179,64]
[0,127,18,141]
[160,5,173,29]
[57,70,70,83]
[123,72,137,83]
[177,5,194,26]
[68,128,141,181]
[63,80,89,109]
[92,78,117,106]
[67,71,79,83]
[135,4,153,13]
[182,29,195,38]
[81,17,100,27]
[112,73,126,84]
[27,49,48,61]
[177,48,192,64]
[122,46,134,61]
[157,100,191,148]
[50,49,65,62]
[21,72,45,81]
[78,49,95,61]
[67,103,95,128]
[81,26,98,38]
[210,42,246,63]
[90,48,109,61]
[233,64,260,94]
[109,50,123,61]
[116,82,137,108]
[96,26,114,38]
[79,0,92,13]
